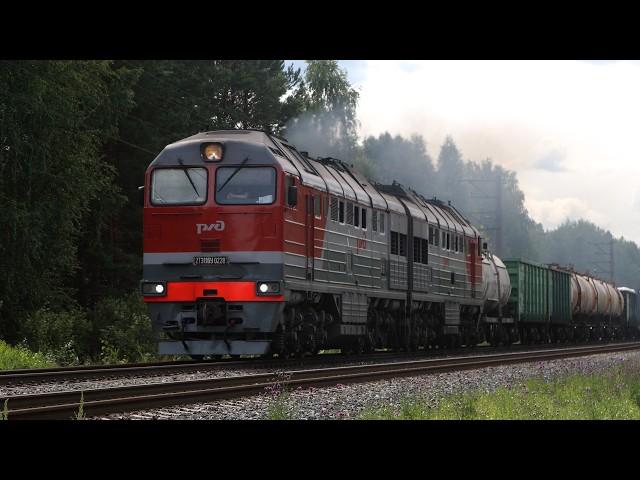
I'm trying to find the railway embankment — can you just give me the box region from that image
[360,358,640,419]
[93,346,640,420]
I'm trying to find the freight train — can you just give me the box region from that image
[140,129,640,358]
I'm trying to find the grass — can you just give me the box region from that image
[266,395,291,420]
[74,392,86,420]
[360,364,640,420]
[0,340,55,370]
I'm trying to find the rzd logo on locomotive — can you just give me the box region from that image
[196,221,225,234]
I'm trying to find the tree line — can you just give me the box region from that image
[1,60,638,364]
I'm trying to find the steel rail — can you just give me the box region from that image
[3,341,640,420]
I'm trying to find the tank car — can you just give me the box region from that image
[480,253,514,344]
[566,269,625,340]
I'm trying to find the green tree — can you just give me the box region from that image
[363,132,436,190]
[0,60,138,342]
[283,60,360,162]
[540,220,640,291]
[96,60,308,305]
[434,136,467,207]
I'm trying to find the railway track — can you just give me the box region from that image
[0,340,624,386]
[0,346,538,385]
[3,341,639,420]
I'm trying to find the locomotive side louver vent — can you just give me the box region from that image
[201,239,220,252]
[330,197,338,221]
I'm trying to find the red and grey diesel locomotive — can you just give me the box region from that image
[141,129,638,358]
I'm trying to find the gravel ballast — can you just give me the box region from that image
[93,349,640,420]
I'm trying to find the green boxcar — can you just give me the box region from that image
[549,266,571,324]
[504,259,571,325]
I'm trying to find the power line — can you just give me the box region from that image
[106,134,157,156]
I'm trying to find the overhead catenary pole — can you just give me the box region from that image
[495,169,503,255]
[591,235,614,283]
[460,169,503,256]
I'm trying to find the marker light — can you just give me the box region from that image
[155,284,165,294]
[202,143,223,162]
[259,283,269,293]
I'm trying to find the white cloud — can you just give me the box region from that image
[350,60,640,243]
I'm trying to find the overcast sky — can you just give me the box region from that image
[287,60,640,244]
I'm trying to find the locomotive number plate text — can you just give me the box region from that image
[193,256,229,266]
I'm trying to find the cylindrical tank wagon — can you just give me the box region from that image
[567,270,624,319]
[569,272,597,316]
[482,253,511,313]
[609,284,624,317]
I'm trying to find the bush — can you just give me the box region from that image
[89,292,156,364]
[0,340,55,370]
[22,307,90,365]
[17,292,156,366]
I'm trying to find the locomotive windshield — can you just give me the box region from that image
[215,166,276,205]
[151,167,207,205]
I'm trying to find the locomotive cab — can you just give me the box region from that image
[141,131,287,357]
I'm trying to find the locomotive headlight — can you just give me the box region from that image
[256,281,280,295]
[141,281,167,296]
[202,143,223,162]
